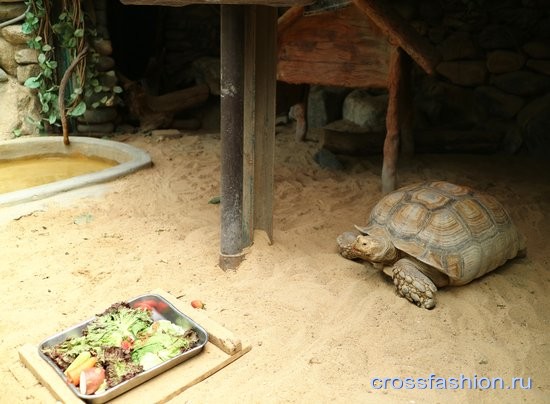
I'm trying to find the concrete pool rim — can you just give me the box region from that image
[0,136,152,207]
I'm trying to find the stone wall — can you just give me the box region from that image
[409,0,550,157]
[310,0,550,157]
[0,0,120,139]
[0,0,40,140]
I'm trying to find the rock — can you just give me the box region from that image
[151,129,182,140]
[523,41,550,59]
[516,94,550,157]
[501,125,523,155]
[14,48,38,65]
[321,119,385,155]
[491,71,550,97]
[93,39,112,56]
[78,107,118,124]
[96,56,115,72]
[0,36,18,76]
[342,90,388,131]
[99,70,117,88]
[0,67,8,82]
[475,86,525,119]
[534,17,550,38]
[76,122,115,133]
[428,26,447,44]
[418,0,443,23]
[438,32,479,61]
[486,51,525,74]
[414,79,485,129]
[192,57,220,96]
[517,93,550,128]
[526,59,550,75]
[313,148,344,170]
[492,7,541,30]
[307,86,351,129]
[436,61,487,87]
[16,63,40,84]
[0,24,31,45]
[0,78,40,139]
[478,25,518,49]
[0,3,26,21]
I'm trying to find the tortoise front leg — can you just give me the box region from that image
[392,258,438,309]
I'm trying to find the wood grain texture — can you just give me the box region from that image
[277,4,390,88]
[353,0,440,74]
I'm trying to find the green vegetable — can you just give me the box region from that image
[100,346,143,388]
[83,302,153,348]
[42,302,200,392]
[131,320,199,368]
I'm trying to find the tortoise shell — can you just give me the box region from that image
[356,181,525,285]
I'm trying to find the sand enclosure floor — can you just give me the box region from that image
[0,126,549,403]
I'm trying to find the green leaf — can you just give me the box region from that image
[74,29,84,38]
[46,60,57,69]
[42,44,52,52]
[48,112,58,125]
[38,53,46,64]
[21,23,33,34]
[113,86,123,94]
[24,76,41,89]
[68,101,86,117]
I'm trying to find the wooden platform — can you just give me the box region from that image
[18,289,251,403]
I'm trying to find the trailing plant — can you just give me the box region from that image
[22,0,121,144]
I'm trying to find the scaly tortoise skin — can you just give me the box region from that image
[337,181,526,309]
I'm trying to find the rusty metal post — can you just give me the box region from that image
[219,5,245,270]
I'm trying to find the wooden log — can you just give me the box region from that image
[277,6,304,37]
[146,84,210,113]
[352,0,440,74]
[382,47,404,194]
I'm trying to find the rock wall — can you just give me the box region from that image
[0,0,40,140]
[309,0,550,157]
[409,0,550,156]
[0,0,120,139]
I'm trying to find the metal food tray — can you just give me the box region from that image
[38,293,208,403]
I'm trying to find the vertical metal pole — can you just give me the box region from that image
[219,5,245,270]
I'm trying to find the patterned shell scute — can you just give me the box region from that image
[363,181,523,285]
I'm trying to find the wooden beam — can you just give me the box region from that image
[277,6,304,37]
[243,5,277,246]
[219,5,245,270]
[352,0,440,74]
[382,47,405,194]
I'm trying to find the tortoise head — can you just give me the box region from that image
[337,231,398,264]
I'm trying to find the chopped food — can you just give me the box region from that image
[41,301,200,395]
[191,300,205,309]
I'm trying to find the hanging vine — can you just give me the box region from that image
[22,0,118,144]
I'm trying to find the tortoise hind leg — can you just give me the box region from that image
[392,258,438,309]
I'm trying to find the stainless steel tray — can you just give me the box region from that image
[38,293,208,403]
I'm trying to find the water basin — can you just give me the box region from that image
[0,136,152,207]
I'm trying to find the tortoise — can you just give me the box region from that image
[337,181,526,309]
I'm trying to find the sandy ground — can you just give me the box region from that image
[0,125,549,403]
